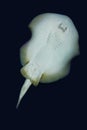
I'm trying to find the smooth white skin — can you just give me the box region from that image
[16,13,80,108]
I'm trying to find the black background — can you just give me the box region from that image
[1,0,86,129]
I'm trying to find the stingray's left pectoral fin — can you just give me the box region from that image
[16,79,32,108]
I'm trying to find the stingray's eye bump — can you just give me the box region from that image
[58,23,67,32]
